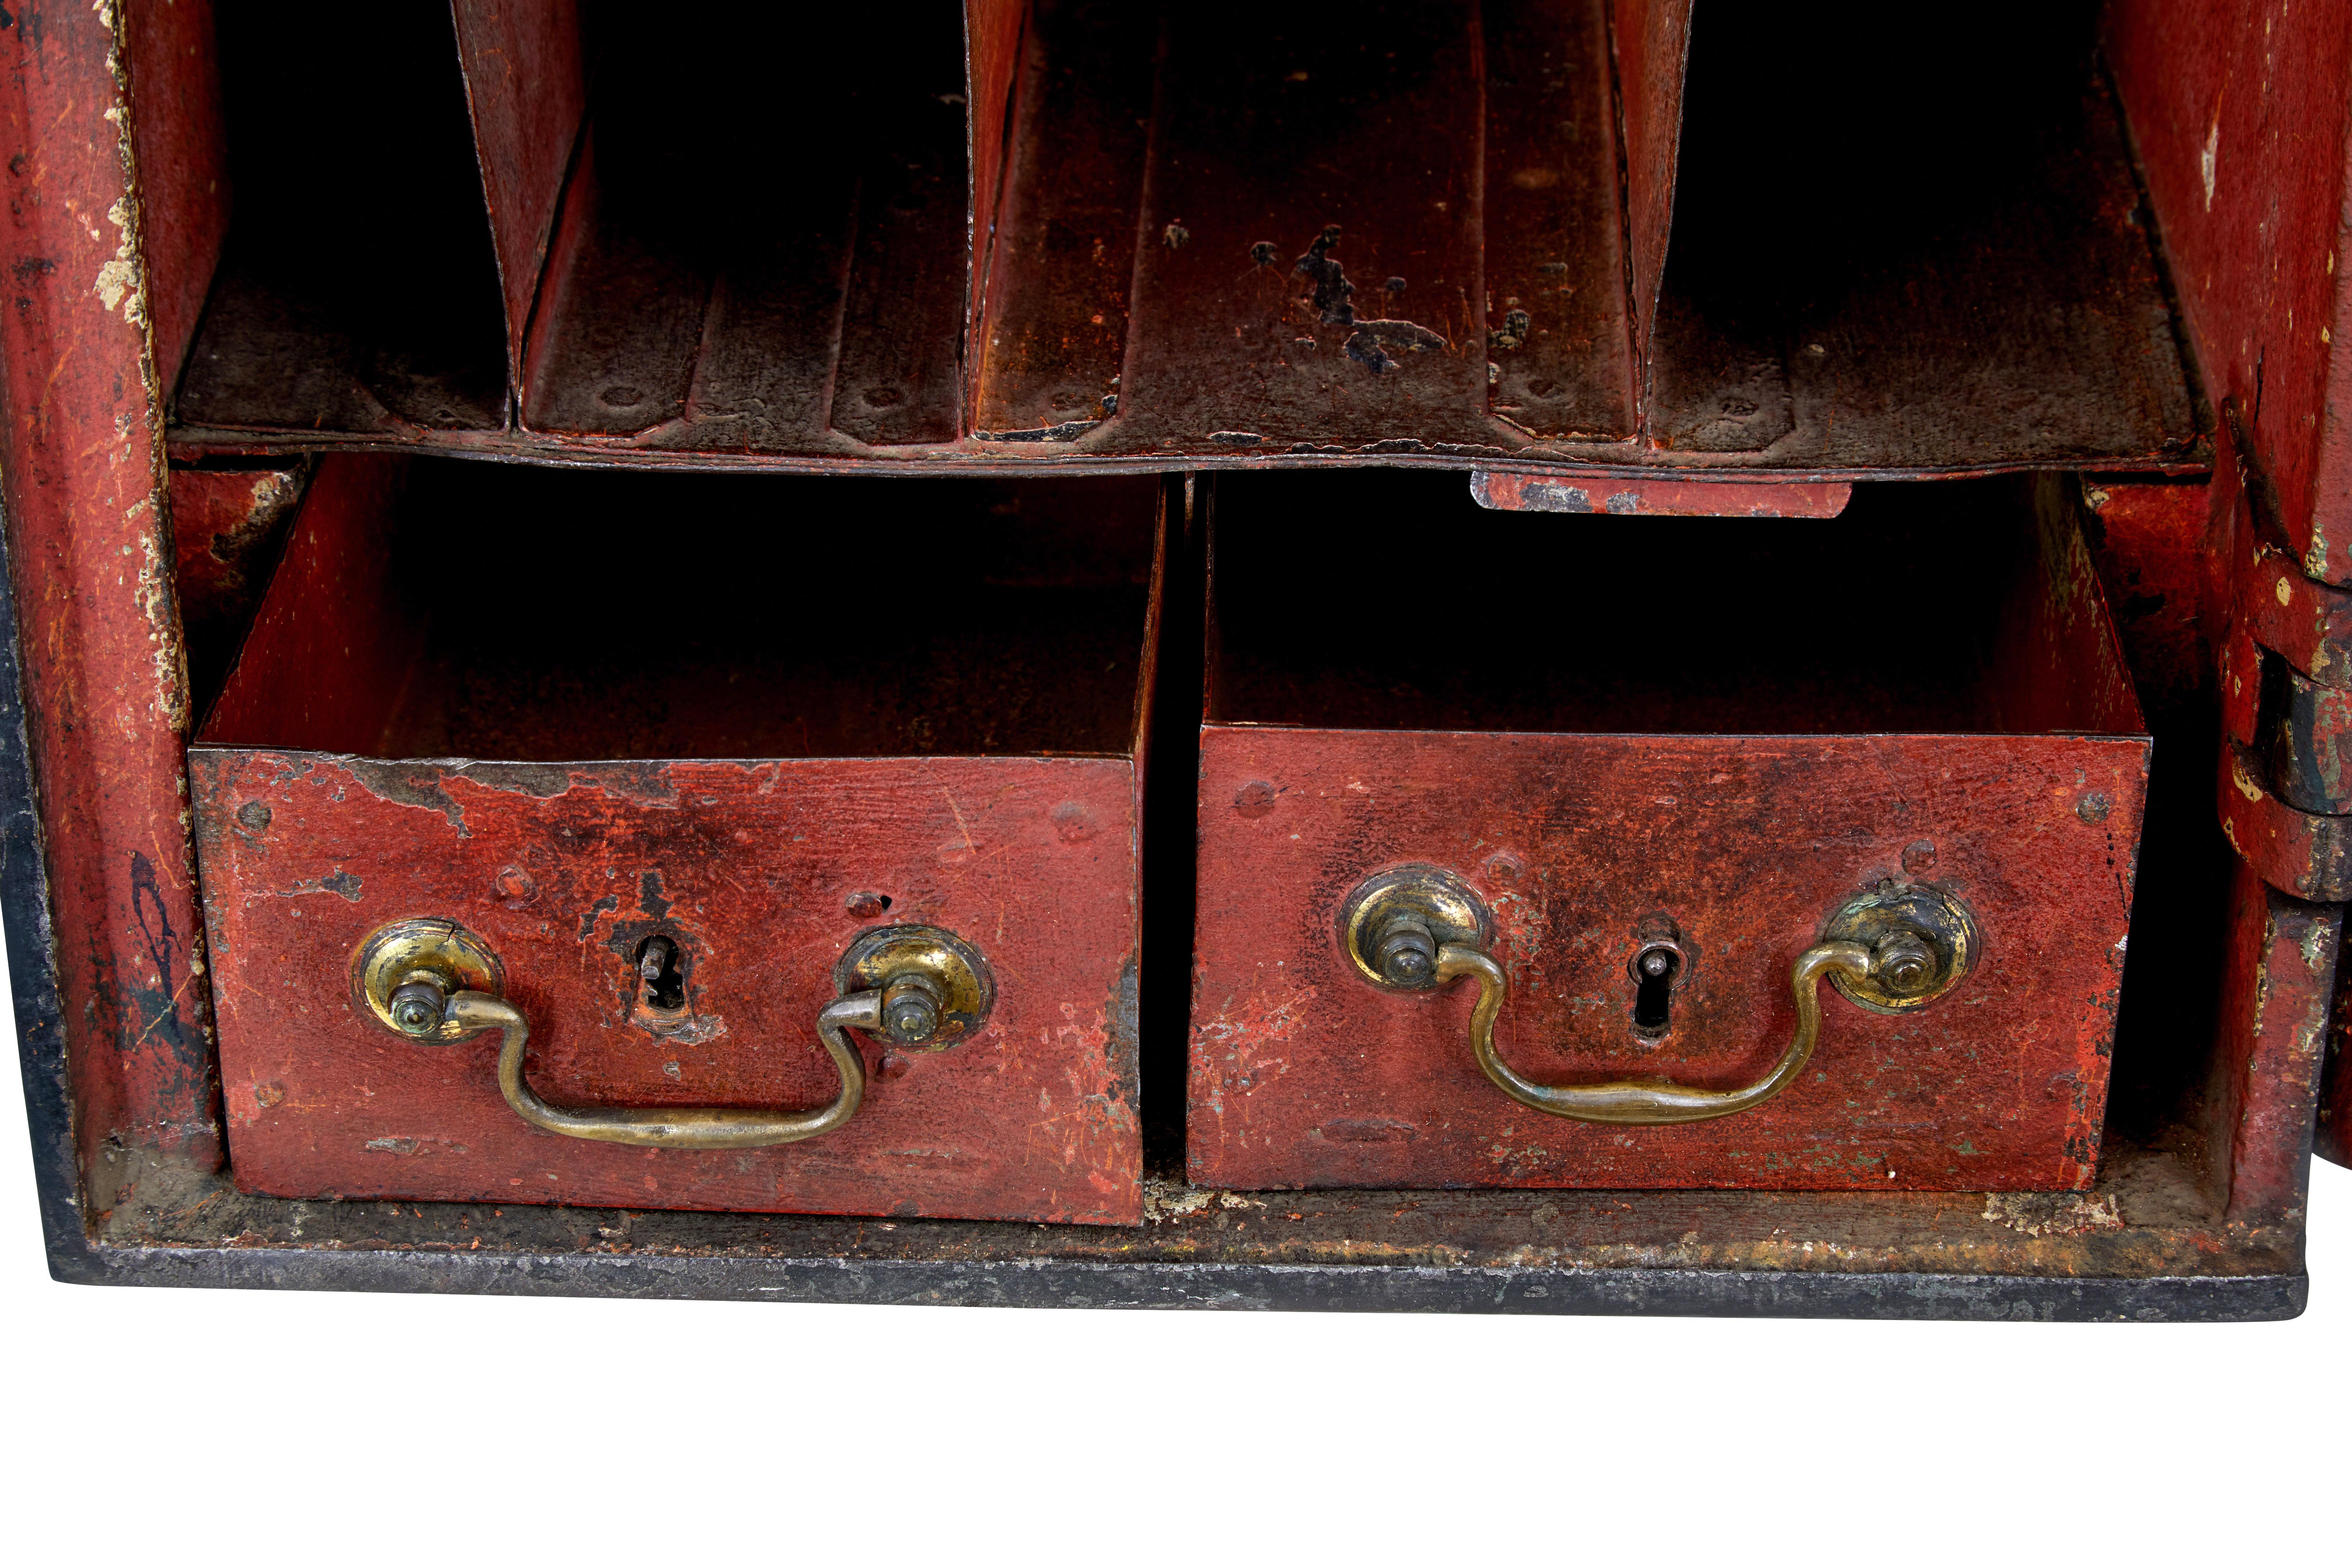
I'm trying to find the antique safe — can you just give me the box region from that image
[5,0,2349,1317]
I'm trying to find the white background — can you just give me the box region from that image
[3,919,2342,1564]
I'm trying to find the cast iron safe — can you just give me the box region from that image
[5,0,2351,1318]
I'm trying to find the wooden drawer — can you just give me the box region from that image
[191,457,1162,1225]
[1190,472,2148,1192]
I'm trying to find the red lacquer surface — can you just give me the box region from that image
[1190,729,2148,1192]
[192,752,1143,1224]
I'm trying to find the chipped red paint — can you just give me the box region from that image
[0,0,219,1172]
[190,752,1142,1223]
[2216,740,2352,901]
[2106,0,2352,584]
[2204,859,2339,1223]
[1471,469,1850,518]
[167,461,307,708]
[1190,729,2147,1192]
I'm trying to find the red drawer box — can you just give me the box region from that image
[1190,471,2148,1193]
[190,457,1162,1224]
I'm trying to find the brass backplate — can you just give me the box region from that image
[350,917,505,1040]
[834,924,994,1050]
[1339,865,1496,992]
[1820,883,1980,1013]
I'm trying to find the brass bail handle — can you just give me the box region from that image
[353,918,993,1149]
[1343,868,1976,1126]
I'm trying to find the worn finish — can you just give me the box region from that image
[1650,4,2197,467]
[1115,3,1495,452]
[1471,469,1850,517]
[191,751,1142,1223]
[1192,729,2145,1192]
[173,4,507,432]
[166,460,309,714]
[2216,739,2352,901]
[2202,861,2339,1223]
[122,0,226,399]
[150,0,2198,478]
[970,0,1153,440]
[2081,477,2219,719]
[2107,0,2352,584]
[0,0,220,1180]
[1485,0,1637,438]
[449,0,586,402]
[1607,0,1692,383]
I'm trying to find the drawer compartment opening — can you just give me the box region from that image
[188,457,1163,1225]
[173,4,508,434]
[1192,469,2155,1193]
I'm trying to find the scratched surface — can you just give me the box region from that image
[1190,729,2148,1192]
[183,455,1156,1223]
[2107,0,2352,584]
[191,754,1143,1223]
[1192,470,2151,1192]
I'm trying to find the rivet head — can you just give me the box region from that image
[387,980,448,1036]
[881,975,944,1045]
[1873,930,1938,996]
[1373,918,1438,988]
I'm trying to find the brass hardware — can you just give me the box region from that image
[352,917,503,1041]
[352,917,996,1147]
[1818,882,1978,1013]
[835,923,994,1050]
[1339,865,1494,992]
[1342,869,1977,1125]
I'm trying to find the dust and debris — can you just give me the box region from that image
[1345,320,1448,374]
[1980,1191,2124,1237]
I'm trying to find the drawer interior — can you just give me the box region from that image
[1205,471,2145,737]
[200,459,1163,762]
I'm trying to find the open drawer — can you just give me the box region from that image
[1190,471,2150,1192]
[189,457,1163,1224]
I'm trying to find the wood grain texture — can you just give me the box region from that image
[1190,729,2147,1192]
[1116,1,1494,450]
[191,753,1142,1224]
[1484,0,1638,439]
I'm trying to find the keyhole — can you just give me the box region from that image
[637,935,685,1012]
[1633,944,1680,1034]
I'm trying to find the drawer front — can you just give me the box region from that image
[1191,728,2148,1192]
[193,751,1142,1224]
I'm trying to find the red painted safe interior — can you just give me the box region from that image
[1191,470,2151,1191]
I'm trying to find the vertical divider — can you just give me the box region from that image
[1607,0,1694,431]
[449,0,589,426]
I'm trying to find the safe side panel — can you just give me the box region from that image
[192,752,1142,1225]
[1189,728,2148,1192]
